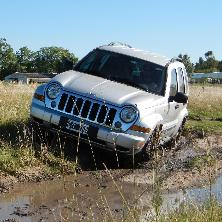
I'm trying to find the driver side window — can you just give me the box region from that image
[169,69,178,97]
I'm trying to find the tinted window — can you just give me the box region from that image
[183,68,188,94]
[178,68,185,93]
[75,49,165,95]
[170,69,178,97]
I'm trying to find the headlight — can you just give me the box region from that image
[46,83,61,99]
[120,106,138,123]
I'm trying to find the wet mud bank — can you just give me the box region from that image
[0,134,222,221]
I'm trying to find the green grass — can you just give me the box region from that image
[0,143,76,176]
[1,82,222,220]
[185,154,216,169]
[187,85,222,133]
[186,119,222,133]
[0,81,77,178]
[0,143,37,175]
[155,200,222,222]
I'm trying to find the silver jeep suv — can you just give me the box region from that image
[30,43,188,155]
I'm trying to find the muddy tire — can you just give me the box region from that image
[142,125,162,159]
[169,117,187,148]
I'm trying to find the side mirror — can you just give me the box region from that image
[173,92,188,104]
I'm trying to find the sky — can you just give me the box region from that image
[0,0,222,63]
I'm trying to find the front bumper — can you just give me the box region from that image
[31,103,146,154]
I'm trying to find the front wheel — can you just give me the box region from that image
[142,125,162,159]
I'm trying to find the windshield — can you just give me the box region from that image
[74,49,166,95]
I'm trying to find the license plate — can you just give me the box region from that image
[63,118,89,135]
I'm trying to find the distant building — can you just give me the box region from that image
[191,72,222,84]
[4,72,57,84]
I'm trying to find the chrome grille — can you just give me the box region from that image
[57,92,117,127]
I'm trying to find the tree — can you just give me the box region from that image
[178,54,194,76]
[205,57,219,72]
[194,51,219,73]
[219,61,222,72]
[0,37,79,77]
[0,38,17,79]
[35,47,78,73]
[198,57,204,65]
[194,57,204,72]
[204,51,213,60]
[16,46,36,73]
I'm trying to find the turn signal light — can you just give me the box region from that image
[34,93,45,102]
[130,125,151,133]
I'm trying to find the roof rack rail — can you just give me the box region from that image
[108,42,132,48]
[170,57,183,62]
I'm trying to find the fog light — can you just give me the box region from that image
[115,121,122,129]
[51,101,57,108]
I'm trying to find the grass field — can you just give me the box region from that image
[187,85,222,133]
[0,82,221,176]
[0,81,77,178]
[0,81,222,221]
[153,200,222,222]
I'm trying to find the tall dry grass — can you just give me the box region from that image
[0,82,76,176]
[188,85,222,119]
[0,81,35,123]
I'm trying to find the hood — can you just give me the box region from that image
[52,70,163,107]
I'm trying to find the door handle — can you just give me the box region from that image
[175,104,179,109]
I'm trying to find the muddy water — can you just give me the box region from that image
[141,175,222,221]
[1,172,222,222]
[0,171,146,221]
[1,136,222,222]
[0,141,143,221]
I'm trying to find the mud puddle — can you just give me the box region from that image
[1,135,222,221]
[0,172,147,221]
[141,174,222,221]
[164,174,222,208]
[1,172,222,222]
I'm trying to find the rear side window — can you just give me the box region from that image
[169,69,178,97]
[183,68,188,94]
[178,68,185,93]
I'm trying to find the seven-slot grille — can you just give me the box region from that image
[57,92,117,127]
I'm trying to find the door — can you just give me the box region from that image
[164,68,182,138]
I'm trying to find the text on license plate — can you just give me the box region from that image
[66,119,89,135]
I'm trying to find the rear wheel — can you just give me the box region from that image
[169,117,187,148]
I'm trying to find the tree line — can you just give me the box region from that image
[179,51,222,76]
[1,37,222,80]
[0,38,78,80]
